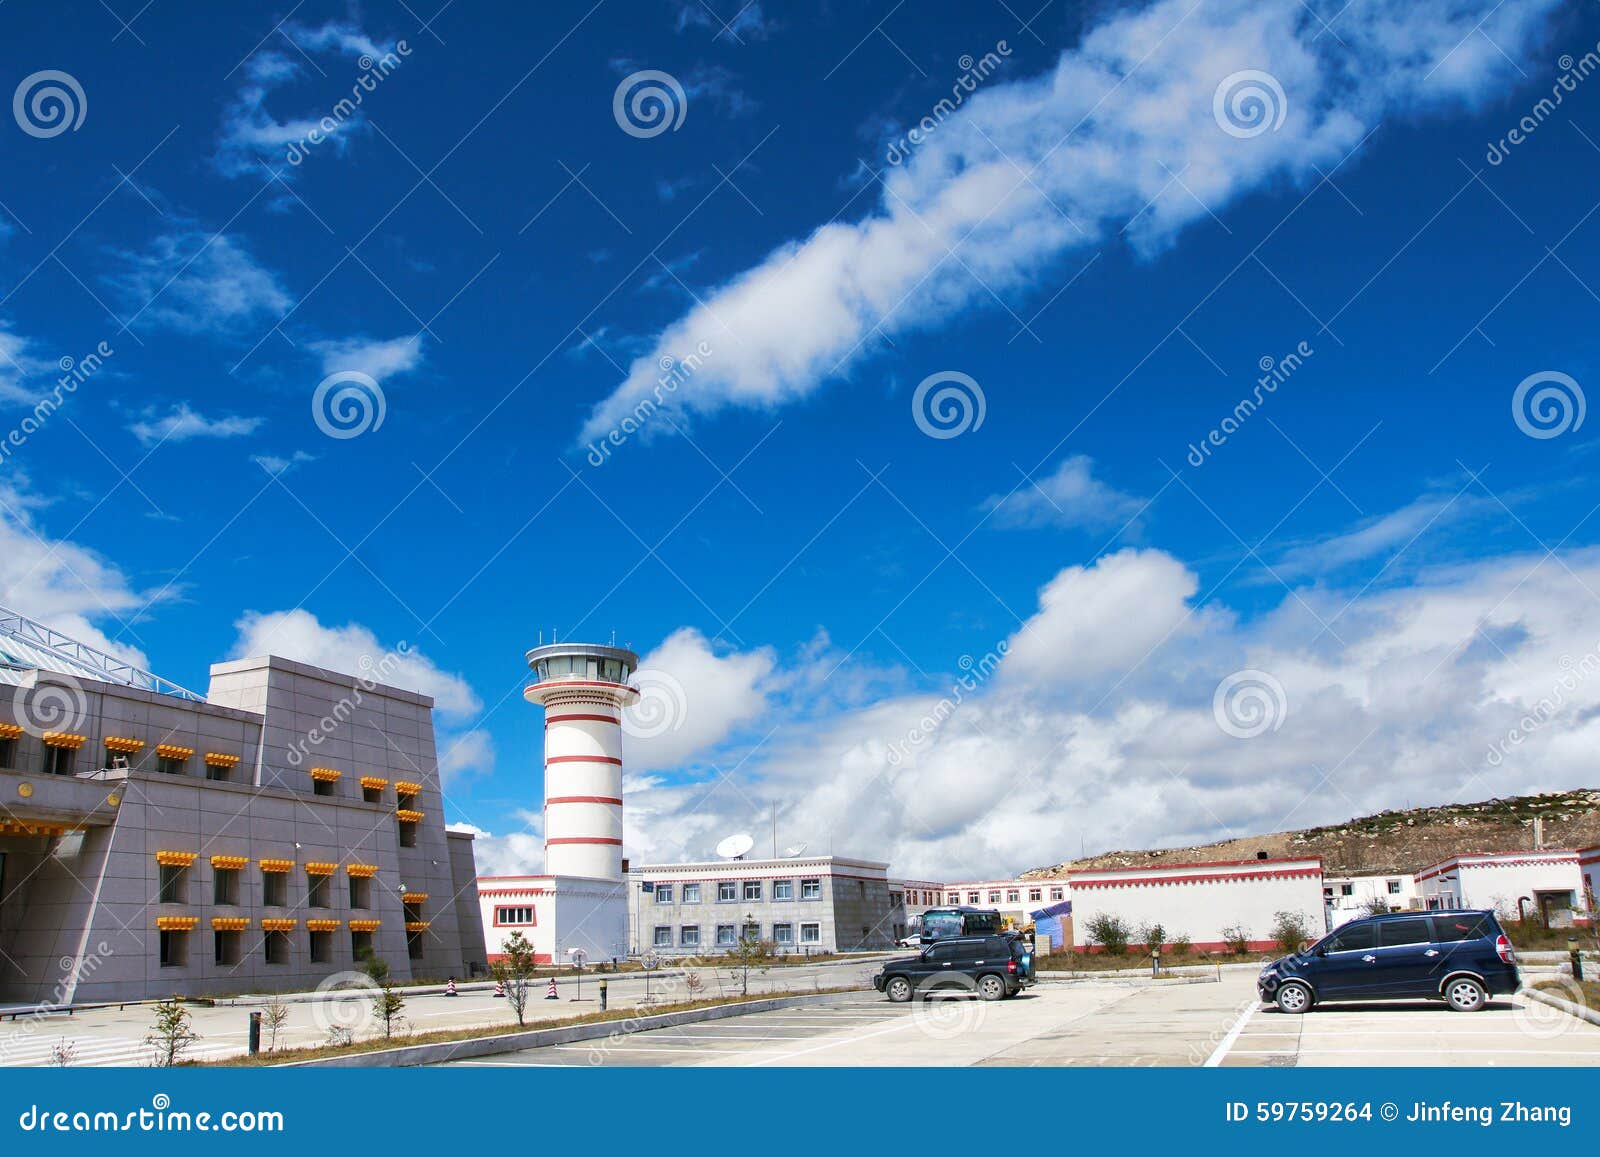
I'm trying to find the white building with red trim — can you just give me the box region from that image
[1067,857,1324,952]
[1416,850,1588,925]
[1580,846,1600,912]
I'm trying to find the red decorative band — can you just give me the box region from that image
[546,796,624,806]
[546,755,623,766]
[546,714,621,725]
[546,837,623,846]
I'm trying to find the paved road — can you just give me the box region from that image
[436,973,1600,1069]
[0,959,884,1067]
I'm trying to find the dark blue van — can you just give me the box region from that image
[1257,910,1520,1013]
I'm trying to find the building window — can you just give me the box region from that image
[213,868,239,906]
[350,877,371,909]
[264,931,290,965]
[1049,887,1064,901]
[772,922,794,945]
[655,884,673,904]
[717,881,737,902]
[399,822,418,848]
[214,930,242,967]
[967,892,979,904]
[742,921,760,943]
[949,893,961,904]
[1340,884,1354,897]
[800,878,821,901]
[363,783,383,804]
[1005,890,1019,903]
[0,737,15,768]
[988,891,1000,903]
[1387,880,1402,894]
[206,763,230,783]
[682,883,701,904]
[742,880,762,902]
[799,923,820,944]
[773,879,793,901]
[159,930,187,967]
[156,755,185,775]
[158,864,186,904]
[308,875,331,909]
[406,929,424,960]
[404,900,424,925]
[313,777,334,797]
[715,924,736,947]
[44,746,73,776]
[351,930,373,959]
[309,931,332,963]
[653,926,672,947]
[680,926,700,947]
[263,872,287,907]
[496,907,535,925]
[1028,888,1041,902]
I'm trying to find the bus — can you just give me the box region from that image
[916,906,1005,942]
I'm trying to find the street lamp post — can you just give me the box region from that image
[1569,936,1585,983]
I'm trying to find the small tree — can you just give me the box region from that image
[261,995,290,1052]
[682,970,706,999]
[493,931,539,1027]
[50,1038,77,1067]
[729,927,773,996]
[1085,913,1131,956]
[1169,934,1192,958]
[1220,923,1251,956]
[1139,922,1167,953]
[145,996,199,1067]
[362,955,406,1040]
[1361,894,1393,917]
[1270,910,1313,954]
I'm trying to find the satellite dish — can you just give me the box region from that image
[715,833,755,860]
[783,843,808,858]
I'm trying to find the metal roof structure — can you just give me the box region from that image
[0,604,204,701]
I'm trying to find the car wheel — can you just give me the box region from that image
[978,974,1006,1002]
[1275,981,1312,1015]
[885,976,913,1003]
[1444,977,1487,1012]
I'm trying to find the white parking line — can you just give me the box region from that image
[1204,1002,1257,1068]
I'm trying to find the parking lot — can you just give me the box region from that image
[435,973,1600,1068]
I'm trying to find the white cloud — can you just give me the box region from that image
[252,450,315,476]
[438,727,496,784]
[984,455,1145,532]
[128,403,263,447]
[1273,493,1489,578]
[624,627,776,771]
[229,609,481,718]
[0,325,55,404]
[613,542,1600,880]
[451,812,544,876]
[308,333,424,381]
[579,0,1562,443]
[109,230,290,336]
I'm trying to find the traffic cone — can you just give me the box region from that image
[545,977,558,1000]
[445,978,458,997]
[493,980,505,998]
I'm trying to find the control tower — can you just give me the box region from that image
[524,642,640,881]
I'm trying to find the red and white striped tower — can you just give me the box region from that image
[523,643,640,881]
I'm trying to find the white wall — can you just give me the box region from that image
[1324,873,1416,923]
[1069,860,1323,951]
[1418,854,1584,920]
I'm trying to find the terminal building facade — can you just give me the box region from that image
[0,609,485,1005]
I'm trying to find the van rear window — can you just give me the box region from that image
[1430,915,1488,942]
[1378,918,1433,947]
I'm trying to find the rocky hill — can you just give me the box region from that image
[1024,789,1600,879]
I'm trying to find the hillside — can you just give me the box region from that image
[1024,789,1600,879]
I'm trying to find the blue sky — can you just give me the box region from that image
[2,0,1599,880]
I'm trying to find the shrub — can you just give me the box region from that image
[1270,910,1314,954]
[1139,922,1167,953]
[1085,913,1132,956]
[1220,923,1251,955]
[1168,934,1192,957]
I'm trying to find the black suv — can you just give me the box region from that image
[1257,910,1520,1014]
[873,934,1034,1002]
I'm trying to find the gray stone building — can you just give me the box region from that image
[627,855,901,956]
[0,609,485,1004]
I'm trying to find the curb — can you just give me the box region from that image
[273,989,872,1067]
[1039,973,1218,987]
[1522,986,1600,1028]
